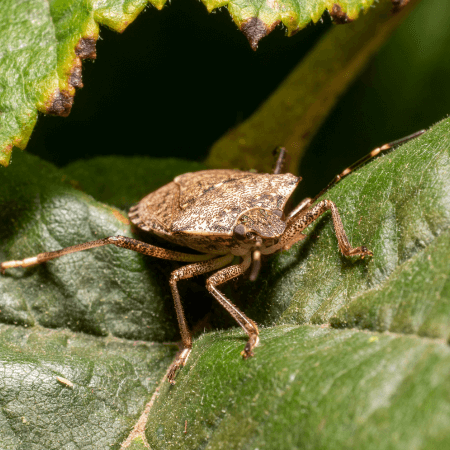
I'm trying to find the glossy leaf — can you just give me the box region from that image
[146,325,450,450]
[0,324,175,449]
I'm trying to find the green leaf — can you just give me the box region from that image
[146,326,450,450]
[0,0,165,166]
[279,119,450,335]
[145,119,450,448]
[0,324,175,449]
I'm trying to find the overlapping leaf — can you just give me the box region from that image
[203,0,380,49]
[1,0,413,167]
[0,0,165,166]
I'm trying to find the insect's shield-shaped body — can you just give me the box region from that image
[129,169,300,256]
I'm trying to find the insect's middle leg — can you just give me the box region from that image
[276,200,373,257]
[205,253,259,359]
[167,253,234,384]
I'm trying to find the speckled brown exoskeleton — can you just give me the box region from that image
[1,131,424,384]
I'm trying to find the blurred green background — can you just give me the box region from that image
[25,0,450,198]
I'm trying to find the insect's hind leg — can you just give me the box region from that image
[1,235,215,273]
[167,253,234,384]
[205,253,259,359]
[309,129,426,204]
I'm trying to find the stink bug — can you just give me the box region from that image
[1,130,424,384]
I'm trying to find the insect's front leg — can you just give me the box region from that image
[205,253,259,359]
[261,199,373,257]
[167,254,234,384]
[270,200,373,257]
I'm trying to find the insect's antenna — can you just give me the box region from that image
[311,129,426,204]
[272,147,287,174]
[249,237,262,281]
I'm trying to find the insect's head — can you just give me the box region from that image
[233,208,286,281]
[233,208,286,242]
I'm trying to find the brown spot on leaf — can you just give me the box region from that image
[46,90,74,117]
[70,60,83,89]
[241,17,268,51]
[330,4,353,24]
[391,0,410,13]
[47,37,97,116]
[75,37,97,59]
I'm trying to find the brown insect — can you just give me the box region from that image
[0,131,424,384]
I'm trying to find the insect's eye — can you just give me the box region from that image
[233,224,247,240]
